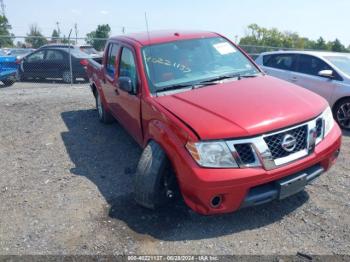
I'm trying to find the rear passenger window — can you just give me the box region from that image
[264,54,297,71]
[106,43,120,78]
[46,50,64,60]
[296,55,332,76]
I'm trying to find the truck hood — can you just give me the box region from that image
[155,76,328,140]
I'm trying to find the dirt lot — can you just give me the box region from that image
[0,82,349,256]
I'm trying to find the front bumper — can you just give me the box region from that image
[175,124,342,215]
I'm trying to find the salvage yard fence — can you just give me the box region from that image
[0,35,320,88]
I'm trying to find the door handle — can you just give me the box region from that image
[290,77,298,82]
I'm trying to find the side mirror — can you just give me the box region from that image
[118,76,134,93]
[318,70,334,79]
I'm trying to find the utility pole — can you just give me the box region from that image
[56,21,61,41]
[0,0,6,16]
[74,23,78,45]
[122,26,126,34]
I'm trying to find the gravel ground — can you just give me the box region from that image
[0,82,349,256]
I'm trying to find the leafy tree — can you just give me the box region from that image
[0,15,14,47]
[313,37,328,50]
[25,24,48,48]
[86,24,111,51]
[330,38,346,52]
[51,29,60,42]
[16,41,26,48]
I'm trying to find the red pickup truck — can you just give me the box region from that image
[86,30,341,215]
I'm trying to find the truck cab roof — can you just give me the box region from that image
[110,30,219,46]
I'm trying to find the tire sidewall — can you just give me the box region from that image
[95,92,104,121]
[134,141,177,209]
[62,71,73,83]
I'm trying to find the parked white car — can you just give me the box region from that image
[255,51,350,130]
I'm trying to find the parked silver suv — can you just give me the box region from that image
[255,51,350,130]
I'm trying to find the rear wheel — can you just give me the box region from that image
[2,80,15,87]
[62,70,75,83]
[134,141,178,209]
[95,91,114,124]
[17,71,26,82]
[334,98,350,130]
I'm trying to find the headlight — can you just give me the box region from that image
[186,141,238,168]
[322,106,334,137]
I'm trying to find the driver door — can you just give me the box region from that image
[22,50,46,79]
[114,46,143,144]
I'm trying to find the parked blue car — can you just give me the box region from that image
[0,54,18,87]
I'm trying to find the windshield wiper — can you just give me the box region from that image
[199,73,259,84]
[156,83,194,93]
[156,82,216,94]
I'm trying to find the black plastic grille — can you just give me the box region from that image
[316,118,323,138]
[234,144,256,165]
[264,125,308,159]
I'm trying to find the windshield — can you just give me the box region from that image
[325,56,350,77]
[66,49,91,59]
[10,50,31,56]
[142,37,260,93]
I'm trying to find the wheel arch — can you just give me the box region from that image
[143,119,193,192]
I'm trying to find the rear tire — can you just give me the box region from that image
[95,91,114,124]
[134,141,178,209]
[62,70,75,83]
[2,80,15,87]
[334,98,350,130]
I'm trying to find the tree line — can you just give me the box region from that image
[239,24,349,53]
[0,15,349,53]
[0,15,111,50]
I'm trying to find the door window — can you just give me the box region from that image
[119,47,137,91]
[45,50,64,60]
[296,55,332,76]
[27,51,45,62]
[263,54,297,71]
[106,43,119,78]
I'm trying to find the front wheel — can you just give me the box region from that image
[134,141,179,209]
[334,98,350,130]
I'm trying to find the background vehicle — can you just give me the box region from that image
[17,47,90,83]
[7,48,35,59]
[0,54,18,87]
[256,51,350,130]
[39,44,102,62]
[78,45,101,58]
[86,31,341,215]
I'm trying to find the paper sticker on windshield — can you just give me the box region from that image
[213,42,236,55]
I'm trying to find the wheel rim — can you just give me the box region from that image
[62,71,72,83]
[160,164,177,200]
[337,102,350,129]
[96,94,103,119]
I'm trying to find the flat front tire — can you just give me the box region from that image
[134,141,178,209]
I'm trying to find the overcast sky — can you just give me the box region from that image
[5,0,350,46]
